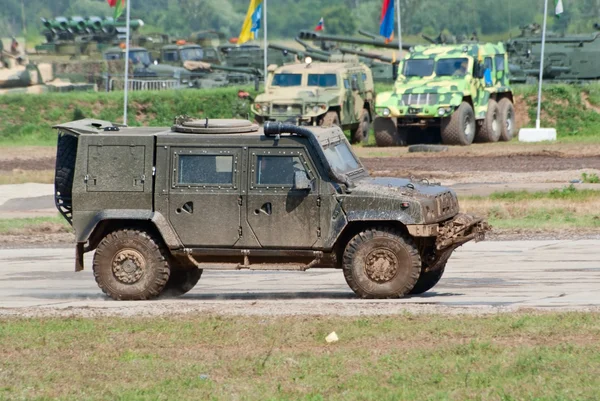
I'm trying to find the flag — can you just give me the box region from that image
[315,17,324,32]
[238,0,263,44]
[107,0,125,20]
[554,0,564,16]
[380,0,395,42]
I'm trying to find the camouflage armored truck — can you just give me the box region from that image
[53,118,489,300]
[374,43,515,146]
[252,56,375,144]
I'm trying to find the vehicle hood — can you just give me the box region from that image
[256,87,337,104]
[339,176,459,225]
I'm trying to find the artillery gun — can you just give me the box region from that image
[505,23,600,82]
[267,43,331,63]
[221,43,295,69]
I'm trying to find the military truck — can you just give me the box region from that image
[374,43,514,146]
[252,56,375,144]
[52,118,489,300]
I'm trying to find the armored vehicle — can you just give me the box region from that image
[33,16,145,60]
[221,43,295,69]
[252,56,375,144]
[53,118,488,300]
[374,43,514,146]
[505,23,600,82]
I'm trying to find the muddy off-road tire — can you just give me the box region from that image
[93,229,170,301]
[162,265,202,297]
[498,98,515,142]
[441,102,476,146]
[343,227,421,298]
[320,110,340,127]
[351,109,371,144]
[475,99,501,143]
[54,133,78,198]
[409,263,447,295]
[374,117,406,147]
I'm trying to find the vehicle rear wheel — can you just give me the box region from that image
[343,227,421,298]
[93,229,170,301]
[162,264,202,297]
[475,99,501,143]
[351,109,371,144]
[320,110,340,127]
[441,102,475,146]
[498,98,515,141]
[409,263,446,295]
[374,117,406,147]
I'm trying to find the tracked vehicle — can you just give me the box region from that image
[53,118,489,300]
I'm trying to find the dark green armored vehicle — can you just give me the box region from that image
[53,119,489,300]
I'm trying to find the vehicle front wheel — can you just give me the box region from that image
[343,227,421,298]
[92,229,171,301]
[374,117,406,147]
[351,109,371,144]
[441,101,475,146]
[320,110,340,127]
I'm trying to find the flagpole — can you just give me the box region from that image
[396,0,402,55]
[123,0,131,126]
[535,0,549,129]
[263,0,268,86]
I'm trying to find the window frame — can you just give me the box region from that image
[249,148,316,192]
[171,147,240,191]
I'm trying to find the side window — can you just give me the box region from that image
[163,51,179,62]
[177,155,234,186]
[495,55,505,71]
[484,57,493,71]
[256,155,308,186]
[343,79,350,89]
[362,72,367,82]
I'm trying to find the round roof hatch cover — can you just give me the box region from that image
[171,116,258,134]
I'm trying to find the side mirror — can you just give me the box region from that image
[293,171,311,190]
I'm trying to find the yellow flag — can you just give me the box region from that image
[238,0,263,44]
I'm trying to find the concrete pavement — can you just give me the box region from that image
[0,240,598,316]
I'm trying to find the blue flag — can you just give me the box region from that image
[379,0,394,41]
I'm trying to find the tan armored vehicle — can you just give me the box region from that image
[53,118,489,301]
[252,56,375,144]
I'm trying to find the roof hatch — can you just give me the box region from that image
[171,117,258,134]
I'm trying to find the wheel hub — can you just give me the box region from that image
[365,249,398,283]
[492,113,498,133]
[464,115,474,138]
[506,110,513,132]
[112,249,145,284]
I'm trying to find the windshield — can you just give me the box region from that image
[272,73,302,87]
[128,50,151,65]
[436,58,469,76]
[180,47,204,61]
[403,59,434,77]
[307,73,337,87]
[323,142,361,175]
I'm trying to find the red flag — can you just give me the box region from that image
[107,0,125,20]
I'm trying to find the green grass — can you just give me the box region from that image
[485,185,600,201]
[0,216,70,234]
[0,313,599,400]
[581,172,600,184]
[487,208,600,230]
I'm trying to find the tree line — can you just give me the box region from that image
[2,0,600,43]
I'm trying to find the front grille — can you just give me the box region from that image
[272,104,302,115]
[399,93,438,106]
[436,191,458,217]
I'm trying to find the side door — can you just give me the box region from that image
[168,147,242,247]
[246,148,320,248]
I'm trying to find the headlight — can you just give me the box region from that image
[256,103,268,112]
[437,107,446,116]
[382,108,391,117]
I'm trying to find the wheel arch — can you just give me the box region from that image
[77,210,182,253]
[331,220,411,264]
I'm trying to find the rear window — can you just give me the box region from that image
[272,73,302,87]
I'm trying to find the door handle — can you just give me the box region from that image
[255,202,272,216]
[176,201,194,214]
